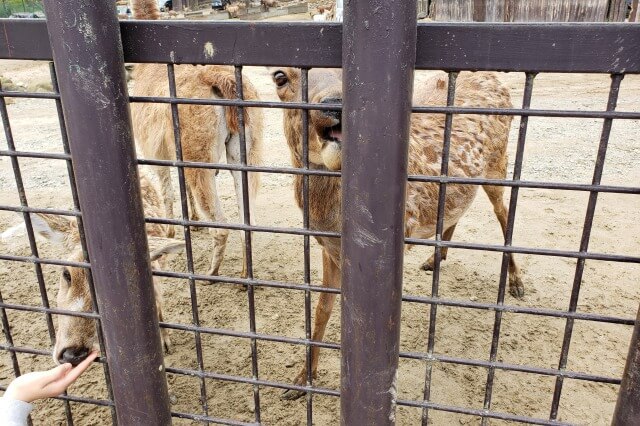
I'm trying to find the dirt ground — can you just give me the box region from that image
[1,51,639,425]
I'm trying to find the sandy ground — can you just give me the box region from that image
[0,53,639,426]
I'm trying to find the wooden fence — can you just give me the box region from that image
[427,0,630,22]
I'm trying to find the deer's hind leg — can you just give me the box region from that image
[420,223,458,271]
[482,143,525,298]
[185,167,230,278]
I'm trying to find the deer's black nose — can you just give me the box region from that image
[59,347,89,366]
[320,97,342,121]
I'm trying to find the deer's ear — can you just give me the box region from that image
[30,213,80,250]
[148,237,186,262]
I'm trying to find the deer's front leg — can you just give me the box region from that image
[282,249,341,400]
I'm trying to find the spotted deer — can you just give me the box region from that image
[131,0,264,278]
[270,68,524,399]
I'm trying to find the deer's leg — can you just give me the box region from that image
[153,281,172,354]
[420,223,458,271]
[186,188,203,231]
[282,249,341,400]
[483,184,524,298]
[185,167,229,278]
[154,165,176,238]
[227,136,259,279]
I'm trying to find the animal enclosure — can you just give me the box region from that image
[1,2,640,426]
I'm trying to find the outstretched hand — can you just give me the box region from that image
[4,351,98,403]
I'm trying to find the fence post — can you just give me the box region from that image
[41,2,172,424]
[341,0,417,424]
[612,306,640,425]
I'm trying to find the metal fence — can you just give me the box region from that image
[0,1,639,425]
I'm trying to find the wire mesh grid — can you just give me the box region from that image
[0,26,639,426]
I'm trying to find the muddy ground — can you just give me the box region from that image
[0,52,639,425]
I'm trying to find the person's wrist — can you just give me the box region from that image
[5,384,32,403]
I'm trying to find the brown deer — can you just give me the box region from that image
[131,0,264,278]
[270,68,524,399]
[2,173,184,366]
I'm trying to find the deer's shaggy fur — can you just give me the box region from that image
[271,68,524,399]
[131,0,264,278]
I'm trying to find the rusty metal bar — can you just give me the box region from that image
[300,67,314,424]
[612,305,640,425]
[234,65,262,423]
[340,0,417,424]
[422,72,458,424]
[41,1,171,423]
[549,74,623,420]
[166,63,210,418]
[481,73,536,425]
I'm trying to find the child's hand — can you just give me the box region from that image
[4,351,98,403]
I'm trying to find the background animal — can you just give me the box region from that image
[131,0,264,278]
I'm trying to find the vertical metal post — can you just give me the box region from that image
[41,2,172,424]
[341,0,417,424]
[612,305,640,425]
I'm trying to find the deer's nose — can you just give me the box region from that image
[320,96,342,121]
[59,346,89,366]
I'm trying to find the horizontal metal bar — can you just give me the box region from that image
[159,321,340,351]
[0,91,58,99]
[129,95,342,112]
[165,366,340,397]
[399,351,621,385]
[163,366,579,426]
[0,339,618,390]
[401,295,636,325]
[0,302,100,320]
[0,205,80,217]
[152,269,342,295]
[0,383,113,407]
[136,158,341,178]
[0,150,71,161]
[144,216,340,239]
[396,398,572,426]
[0,253,90,268]
[0,344,108,366]
[171,412,256,426]
[158,320,623,384]
[152,268,633,325]
[2,21,639,73]
[408,175,640,195]
[405,238,640,263]
[411,105,640,120]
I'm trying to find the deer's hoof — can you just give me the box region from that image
[420,260,435,272]
[281,388,306,401]
[509,276,525,299]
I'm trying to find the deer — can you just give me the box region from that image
[131,0,264,279]
[270,68,525,399]
[1,173,184,366]
[261,0,277,10]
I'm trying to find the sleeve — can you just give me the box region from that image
[0,396,34,426]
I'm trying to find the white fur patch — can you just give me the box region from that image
[66,297,85,313]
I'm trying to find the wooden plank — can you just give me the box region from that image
[2,20,639,74]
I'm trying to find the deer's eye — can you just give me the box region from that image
[62,268,71,283]
[273,71,288,88]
